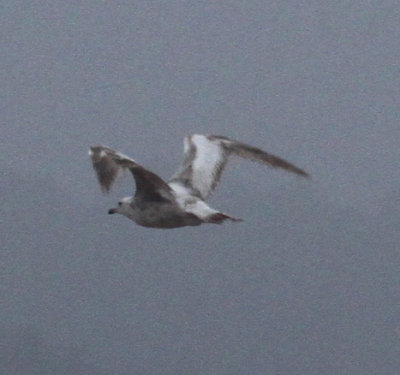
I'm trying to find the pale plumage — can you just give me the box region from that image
[89,134,309,229]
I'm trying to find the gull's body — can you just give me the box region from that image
[89,134,308,229]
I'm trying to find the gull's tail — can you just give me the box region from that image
[207,212,244,224]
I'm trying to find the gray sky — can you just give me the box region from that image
[1,1,399,374]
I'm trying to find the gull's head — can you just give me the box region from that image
[108,197,133,216]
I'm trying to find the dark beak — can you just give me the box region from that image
[108,208,117,215]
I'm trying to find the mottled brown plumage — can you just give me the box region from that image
[89,134,309,228]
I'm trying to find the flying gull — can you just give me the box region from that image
[89,134,309,228]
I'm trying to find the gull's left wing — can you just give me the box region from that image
[89,146,174,202]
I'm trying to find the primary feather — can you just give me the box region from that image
[169,134,309,199]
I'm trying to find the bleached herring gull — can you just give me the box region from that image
[89,134,309,229]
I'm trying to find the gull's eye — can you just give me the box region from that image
[118,202,122,206]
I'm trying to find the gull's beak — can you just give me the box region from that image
[108,208,117,215]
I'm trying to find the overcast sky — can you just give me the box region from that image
[1,1,399,374]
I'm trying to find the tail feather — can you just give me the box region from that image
[208,212,243,224]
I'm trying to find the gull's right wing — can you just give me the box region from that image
[169,134,309,200]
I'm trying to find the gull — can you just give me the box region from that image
[89,134,309,229]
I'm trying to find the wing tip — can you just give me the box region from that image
[296,168,311,179]
[89,145,110,157]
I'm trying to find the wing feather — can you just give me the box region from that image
[224,140,309,178]
[89,145,173,202]
[169,134,309,200]
[89,146,121,193]
[169,135,229,199]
